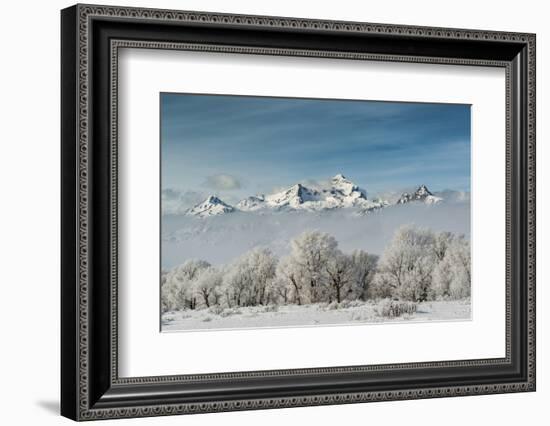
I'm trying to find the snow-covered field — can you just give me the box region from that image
[161,300,471,332]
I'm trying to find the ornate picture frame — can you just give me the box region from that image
[61,4,535,421]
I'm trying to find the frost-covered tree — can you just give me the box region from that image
[161,279,184,312]
[432,254,454,298]
[276,255,304,305]
[269,274,291,305]
[431,231,456,298]
[218,271,237,308]
[162,259,210,310]
[373,225,437,302]
[161,269,168,286]
[223,248,277,307]
[447,237,471,298]
[193,266,223,308]
[171,259,211,281]
[285,231,338,303]
[432,231,455,262]
[324,252,354,303]
[160,269,170,312]
[349,250,378,301]
[246,248,278,305]
[223,259,253,307]
[432,236,471,299]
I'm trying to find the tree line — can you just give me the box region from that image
[161,225,471,313]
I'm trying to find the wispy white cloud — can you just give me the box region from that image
[203,174,242,191]
[161,189,205,214]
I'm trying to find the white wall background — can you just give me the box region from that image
[0,0,546,424]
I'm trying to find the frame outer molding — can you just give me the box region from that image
[61,3,536,421]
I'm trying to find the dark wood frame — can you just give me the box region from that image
[61,4,536,421]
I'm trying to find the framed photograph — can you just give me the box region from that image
[61,4,536,421]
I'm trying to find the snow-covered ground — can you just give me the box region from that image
[161,300,471,332]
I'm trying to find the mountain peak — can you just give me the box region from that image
[396,185,442,205]
[264,183,320,209]
[329,174,367,200]
[187,195,235,218]
[415,185,432,197]
[205,195,224,204]
[290,183,305,191]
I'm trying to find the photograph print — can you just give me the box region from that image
[160,93,471,332]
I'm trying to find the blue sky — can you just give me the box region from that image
[161,93,470,204]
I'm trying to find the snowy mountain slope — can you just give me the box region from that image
[265,183,322,209]
[187,195,235,218]
[235,195,266,211]
[396,185,443,205]
[330,173,368,201]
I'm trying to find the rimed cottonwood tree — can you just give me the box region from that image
[349,250,378,301]
[284,231,338,303]
[276,255,304,305]
[373,225,437,302]
[193,266,223,308]
[223,248,277,307]
[324,252,354,303]
[162,259,210,311]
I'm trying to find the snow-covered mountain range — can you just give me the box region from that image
[236,174,376,212]
[181,174,447,218]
